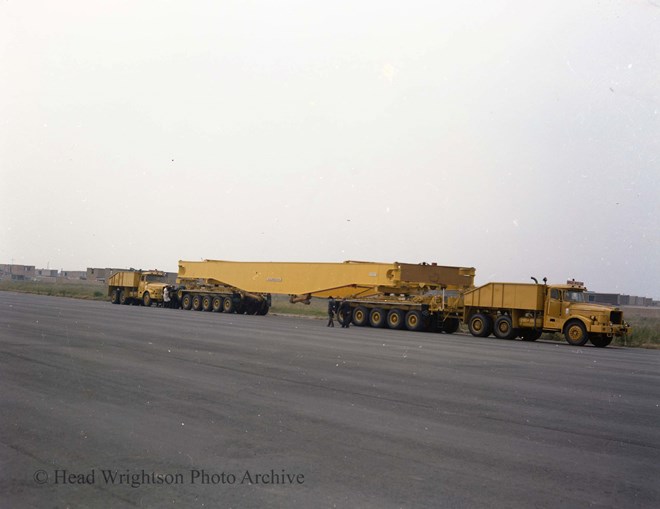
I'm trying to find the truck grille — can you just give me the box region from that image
[610,311,623,324]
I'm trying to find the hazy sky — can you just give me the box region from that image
[1,1,658,297]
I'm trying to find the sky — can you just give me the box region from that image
[1,0,658,298]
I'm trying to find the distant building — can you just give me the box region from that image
[586,292,657,307]
[36,268,59,278]
[0,264,36,280]
[60,270,87,280]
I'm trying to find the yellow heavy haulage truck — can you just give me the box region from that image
[177,260,476,332]
[108,270,169,307]
[462,280,629,347]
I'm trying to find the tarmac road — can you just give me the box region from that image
[1,292,659,508]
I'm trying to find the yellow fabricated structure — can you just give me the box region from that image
[178,260,475,300]
[462,280,629,347]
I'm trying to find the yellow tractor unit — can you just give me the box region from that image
[108,270,169,307]
[462,279,629,347]
[177,260,476,332]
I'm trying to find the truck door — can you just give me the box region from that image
[545,288,562,329]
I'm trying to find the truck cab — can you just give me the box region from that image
[543,281,628,347]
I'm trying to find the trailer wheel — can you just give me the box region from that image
[192,295,203,311]
[223,297,235,313]
[352,306,369,326]
[442,317,460,334]
[387,309,406,329]
[181,294,193,310]
[589,335,612,348]
[142,292,152,307]
[201,295,213,312]
[564,320,588,346]
[212,296,223,312]
[494,316,516,339]
[111,289,120,304]
[257,301,269,316]
[521,329,542,341]
[468,313,492,337]
[369,308,386,328]
[404,310,424,331]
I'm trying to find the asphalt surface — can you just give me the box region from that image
[1,292,659,509]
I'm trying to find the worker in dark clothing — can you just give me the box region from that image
[339,299,351,328]
[327,297,337,327]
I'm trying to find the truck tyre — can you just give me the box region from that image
[111,289,120,304]
[468,313,492,337]
[257,301,269,316]
[521,329,542,342]
[494,316,516,339]
[119,291,130,305]
[143,292,152,307]
[442,317,460,334]
[181,294,193,310]
[212,296,223,312]
[404,310,423,331]
[202,295,213,312]
[564,320,589,346]
[369,308,386,328]
[192,295,203,311]
[590,335,613,348]
[223,297,235,313]
[387,309,405,329]
[352,306,369,326]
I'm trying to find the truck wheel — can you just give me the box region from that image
[143,292,152,307]
[111,289,120,304]
[212,297,223,312]
[369,308,386,328]
[468,313,492,337]
[494,316,516,339]
[223,297,235,313]
[352,306,369,326]
[442,317,460,334]
[257,301,269,316]
[564,320,589,346]
[387,309,405,329]
[181,294,193,310]
[202,295,213,312]
[119,291,129,305]
[521,330,542,342]
[192,295,203,311]
[590,335,613,348]
[402,310,422,331]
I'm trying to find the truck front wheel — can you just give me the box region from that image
[564,320,589,346]
[143,292,152,307]
[468,313,492,337]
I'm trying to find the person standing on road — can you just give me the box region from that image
[327,297,337,327]
[339,299,351,328]
[163,286,171,309]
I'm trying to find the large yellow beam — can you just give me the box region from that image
[178,260,475,298]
